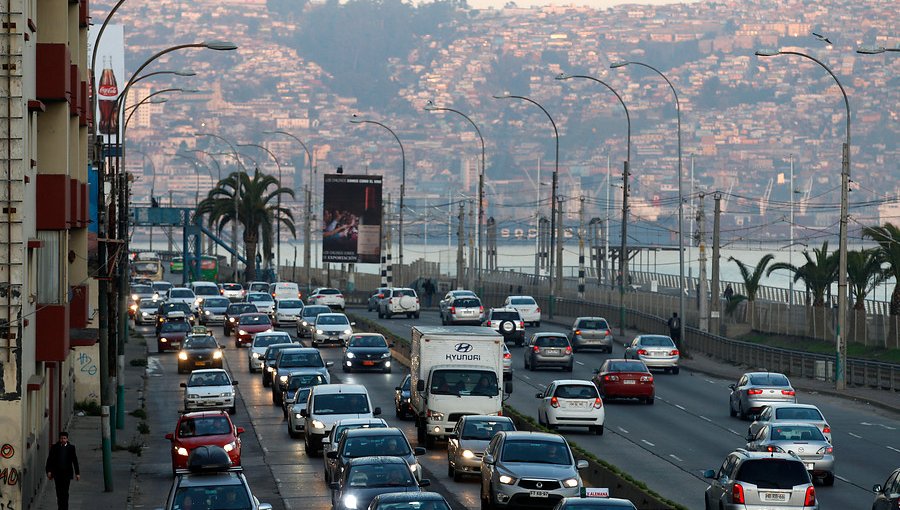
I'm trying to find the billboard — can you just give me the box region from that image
[88,24,125,139]
[322,174,382,263]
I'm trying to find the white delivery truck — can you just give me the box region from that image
[410,325,511,449]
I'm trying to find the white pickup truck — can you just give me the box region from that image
[410,325,511,448]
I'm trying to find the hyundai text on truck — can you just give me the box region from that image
[410,325,511,449]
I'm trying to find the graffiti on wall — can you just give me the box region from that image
[77,352,97,376]
[0,442,19,509]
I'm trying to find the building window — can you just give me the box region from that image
[36,230,63,303]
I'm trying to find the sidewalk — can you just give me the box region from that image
[33,330,149,510]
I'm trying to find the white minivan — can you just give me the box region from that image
[270,282,301,301]
[301,384,381,457]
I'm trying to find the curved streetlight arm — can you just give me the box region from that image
[263,130,312,171]
[123,88,180,136]
[186,149,223,182]
[556,74,631,163]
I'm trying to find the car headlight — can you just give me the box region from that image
[427,409,445,421]
[229,317,236,322]
[267,366,275,372]
[187,393,199,399]
[346,352,355,359]
[343,329,352,335]
[294,413,303,420]
[223,441,236,452]
[498,475,517,485]
[311,420,325,429]
[221,391,233,397]
[252,352,260,359]
[316,329,324,335]
[205,310,211,315]
[280,375,288,382]
[343,495,358,509]
[462,449,475,459]
[381,352,391,358]
[213,351,222,360]
[178,352,188,360]
[409,464,418,472]
[141,312,149,317]
[563,478,579,488]
[131,294,139,301]
[160,338,168,343]
[302,320,308,326]
[176,447,189,456]
[239,330,248,336]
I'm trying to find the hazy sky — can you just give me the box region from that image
[466,0,690,9]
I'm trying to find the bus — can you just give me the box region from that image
[170,256,219,282]
[131,257,164,281]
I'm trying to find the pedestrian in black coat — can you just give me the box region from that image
[46,431,80,510]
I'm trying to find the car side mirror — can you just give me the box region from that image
[418,479,431,488]
[236,427,245,435]
[300,409,308,417]
[576,459,589,470]
[872,484,883,493]
[746,434,753,441]
[326,451,338,459]
[413,447,426,456]
[703,469,716,479]
[483,454,494,465]
[329,482,340,491]
[232,381,239,386]
[504,381,513,395]
[535,392,543,399]
[259,504,273,510]
[180,382,187,388]
[417,380,425,392]
[591,369,599,375]
[325,361,334,368]
[350,322,356,326]
[728,384,736,390]
[165,433,174,441]
[373,407,382,416]
[395,386,402,391]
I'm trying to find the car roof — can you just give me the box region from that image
[550,379,597,387]
[349,333,385,338]
[499,431,566,443]
[264,343,296,351]
[343,427,405,439]
[191,281,218,287]
[532,331,567,337]
[346,456,407,466]
[303,305,331,312]
[574,316,609,321]
[490,307,520,313]
[247,292,272,297]
[176,471,245,487]
[506,295,535,299]
[334,418,387,427]
[180,410,230,419]
[280,347,320,354]
[287,368,326,377]
[312,383,367,395]
[255,331,291,337]
[763,403,820,411]
[559,497,637,508]
[460,415,514,423]
[190,369,229,375]
[729,448,803,461]
[373,492,448,503]
[317,313,347,318]
[239,312,268,317]
[762,421,824,429]
[743,371,789,377]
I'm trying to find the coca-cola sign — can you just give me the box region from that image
[98,84,118,97]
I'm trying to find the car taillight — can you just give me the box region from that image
[220,289,224,295]
[604,375,619,382]
[637,349,648,356]
[748,389,763,395]
[390,298,395,304]
[503,352,511,359]
[782,390,795,396]
[765,445,784,453]
[336,294,343,299]
[732,483,745,504]
[670,349,679,356]
[593,397,603,409]
[822,425,831,434]
[550,397,559,408]
[272,293,276,297]
[450,307,456,314]
[816,445,833,455]
[605,330,611,336]
[574,330,582,336]
[533,346,540,353]
[488,321,494,327]
[518,321,524,328]
[565,346,572,354]
[535,307,540,313]
[640,375,653,382]
[479,306,484,313]
[804,486,816,506]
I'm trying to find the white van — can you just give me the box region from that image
[189,281,221,308]
[270,282,301,301]
[301,384,381,457]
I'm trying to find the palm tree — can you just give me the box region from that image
[728,253,775,329]
[767,241,838,307]
[863,223,900,345]
[197,169,296,281]
[846,248,885,343]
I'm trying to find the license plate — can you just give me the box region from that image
[623,380,636,385]
[194,362,208,367]
[569,401,587,407]
[529,491,549,498]
[762,492,786,502]
[546,349,559,355]
[362,361,375,366]
[806,463,815,470]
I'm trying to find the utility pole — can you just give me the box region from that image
[697,193,708,333]
[380,200,387,287]
[619,160,630,336]
[305,184,312,293]
[385,195,393,286]
[710,193,722,335]
[578,196,586,299]
[555,195,564,296]
[468,200,475,290]
[456,202,465,287]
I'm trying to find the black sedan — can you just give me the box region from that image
[155,302,195,333]
[177,334,224,374]
[394,374,413,419]
[341,333,393,373]
[224,303,258,336]
[369,491,451,510]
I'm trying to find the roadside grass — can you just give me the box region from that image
[737,331,900,364]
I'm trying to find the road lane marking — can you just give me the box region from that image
[674,404,686,411]
[887,446,900,454]
[705,379,716,384]
[728,428,741,436]
[848,432,862,439]
[861,422,897,430]
[147,357,164,376]
[835,475,850,482]
[669,454,683,462]
[522,375,530,380]
[641,439,655,447]
[575,361,585,366]
[699,415,712,423]
[618,427,629,434]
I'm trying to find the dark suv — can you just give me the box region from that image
[485,308,525,346]
[703,449,817,509]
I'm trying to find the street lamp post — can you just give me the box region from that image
[263,130,314,293]
[424,101,486,293]
[756,47,851,390]
[240,143,286,280]
[556,73,631,335]
[493,94,561,316]
[611,61,684,350]
[350,115,406,286]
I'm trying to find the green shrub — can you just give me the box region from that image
[130,358,148,367]
[74,399,102,416]
[130,408,147,419]
[137,421,150,435]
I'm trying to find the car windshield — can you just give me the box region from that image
[460,419,515,440]
[430,370,498,396]
[140,300,159,309]
[303,306,330,317]
[577,319,609,330]
[177,416,232,438]
[203,298,230,308]
[187,372,230,387]
[288,374,326,390]
[401,376,410,391]
[153,282,173,291]
[343,433,410,457]
[194,287,219,296]
[264,346,291,359]
[774,408,824,421]
[223,283,242,291]
[769,425,825,441]
[333,422,387,443]
[173,486,251,510]
[735,459,811,489]
[161,322,191,333]
[249,283,268,292]
[162,303,192,314]
[184,336,218,349]
[453,298,481,308]
[248,294,273,302]
[536,336,569,347]
[393,289,416,297]
[510,297,536,305]
[317,315,349,325]
[606,361,649,373]
[254,335,290,348]
[279,300,303,308]
[170,290,193,298]
[280,353,324,368]
[555,384,599,399]
[239,315,270,325]
[131,285,152,294]
[748,373,791,386]
[227,304,256,315]
[313,393,370,415]
[376,501,451,510]
[501,440,571,465]
[348,336,387,348]
[318,288,341,295]
[347,463,414,488]
[491,311,520,320]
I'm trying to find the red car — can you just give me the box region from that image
[165,410,244,473]
[592,359,655,404]
[157,320,191,352]
[233,313,273,347]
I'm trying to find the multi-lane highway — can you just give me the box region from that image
[133,307,899,509]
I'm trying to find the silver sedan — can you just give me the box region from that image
[729,371,797,420]
[447,415,516,481]
[624,335,680,374]
[746,422,835,486]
